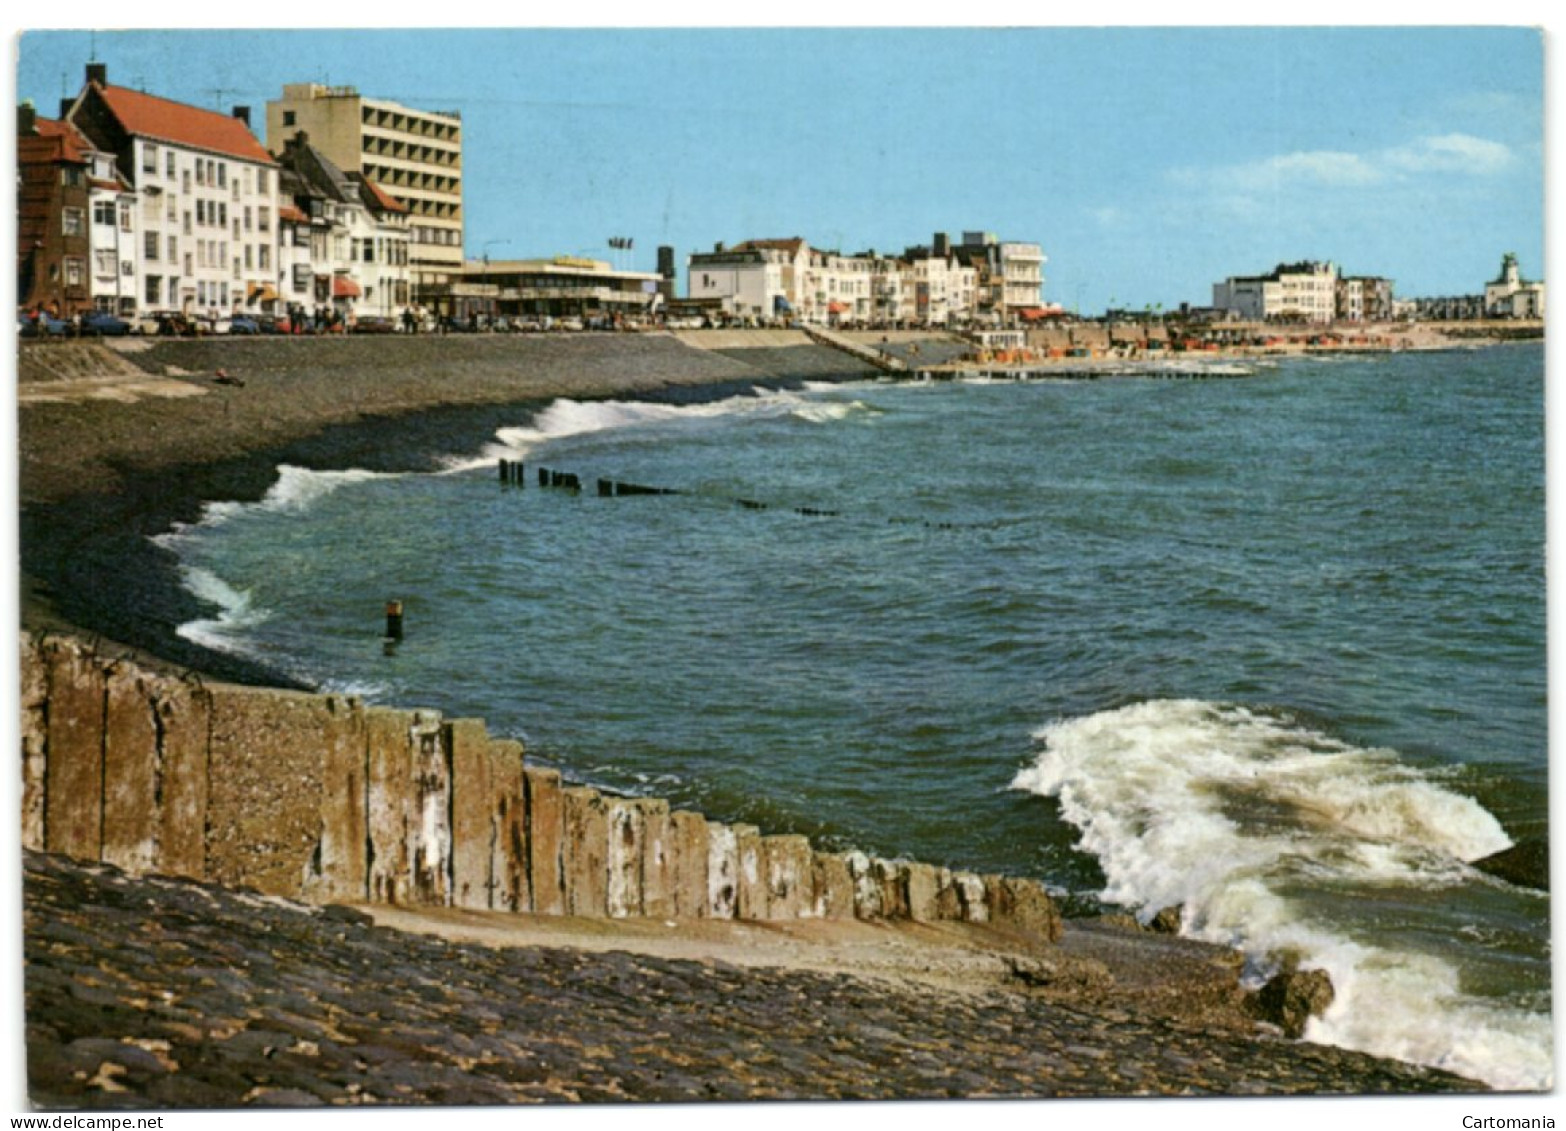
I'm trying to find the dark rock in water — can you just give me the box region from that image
[1472,839,1549,891]
[1148,906,1183,935]
[1248,966,1335,1040]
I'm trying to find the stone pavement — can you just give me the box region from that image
[22,851,1478,1109]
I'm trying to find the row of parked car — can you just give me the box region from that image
[17,310,412,339]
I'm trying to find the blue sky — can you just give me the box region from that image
[14,25,1546,313]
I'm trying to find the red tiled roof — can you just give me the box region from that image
[30,117,91,163]
[95,83,274,165]
[362,180,408,214]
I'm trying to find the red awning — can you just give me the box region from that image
[827,301,849,314]
[1018,307,1062,322]
[332,276,362,298]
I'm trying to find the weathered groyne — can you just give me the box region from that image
[20,632,1062,940]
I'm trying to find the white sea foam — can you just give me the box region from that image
[444,391,873,472]
[172,566,270,655]
[1012,699,1549,1090]
[155,466,397,545]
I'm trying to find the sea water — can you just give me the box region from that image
[156,345,1549,1090]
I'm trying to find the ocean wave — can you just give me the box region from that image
[171,565,271,655]
[155,466,397,543]
[442,391,874,472]
[1011,699,1548,1090]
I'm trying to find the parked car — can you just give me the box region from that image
[19,312,70,338]
[255,314,291,335]
[351,315,396,334]
[229,315,260,335]
[81,311,132,337]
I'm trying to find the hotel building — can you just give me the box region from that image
[266,83,463,309]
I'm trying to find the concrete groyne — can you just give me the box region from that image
[20,632,1062,941]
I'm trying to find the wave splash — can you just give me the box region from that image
[449,391,874,470]
[1011,699,1549,1090]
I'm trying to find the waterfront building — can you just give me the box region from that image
[1213,261,1339,323]
[266,84,463,312]
[950,232,1046,326]
[1336,275,1395,323]
[62,63,279,322]
[688,229,1015,327]
[1483,253,1545,319]
[687,238,804,320]
[442,256,663,325]
[272,132,411,322]
[17,105,93,317]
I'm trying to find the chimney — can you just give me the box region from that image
[934,232,950,257]
[86,62,107,87]
[60,98,75,120]
[714,241,725,253]
[18,101,36,136]
[232,105,251,128]
[657,245,676,280]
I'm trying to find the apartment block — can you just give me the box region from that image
[64,63,280,320]
[266,84,463,309]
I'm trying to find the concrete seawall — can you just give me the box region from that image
[20,632,1062,942]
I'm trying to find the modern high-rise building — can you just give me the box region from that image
[266,83,463,308]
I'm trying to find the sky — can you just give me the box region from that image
[13,23,1545,314]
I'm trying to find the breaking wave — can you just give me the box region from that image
[1011,699,1549,1090]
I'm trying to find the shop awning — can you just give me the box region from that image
[247,283,279,303]
[332,276,362,298]
[827,301,849,314]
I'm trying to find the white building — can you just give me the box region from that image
[687,238,803,320]
[65,63,280,321]
[1484,253,1545,319]
[1213,261,1339,323]
[687,231,998,327]
[272,133,411,324]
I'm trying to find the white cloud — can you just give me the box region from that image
[1174,133,1514,194]
[1383,133,1514,175]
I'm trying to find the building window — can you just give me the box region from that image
[61,208,86,237]
[122,260,133,277]
[61,166,84,188]
[167,235,178,262]
[259,245,270,271]
[65,259,84,287]
[182,170,191,194]
[217,164,226,189]
[258,207,271,234]
[183,212,192,236]
[283,110,295,127]
[119,202,133,231]
[94,250,116,275]
[257,169,269,194]
[145,275,161,305]
[142,144,157,173]
[166,151,176,178]
[92,199,116,226]
[144,231,159,261]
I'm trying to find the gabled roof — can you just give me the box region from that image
[358,178,408,215]
[32,117,94,163]
[92,82,274,165]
